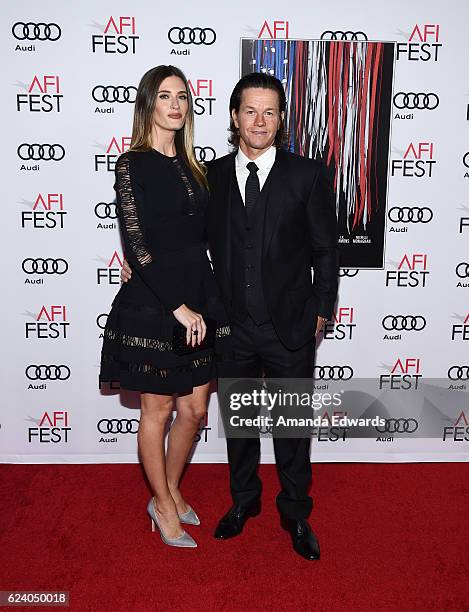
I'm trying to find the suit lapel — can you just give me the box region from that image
[262,148,289,257]
[217,152,236,276]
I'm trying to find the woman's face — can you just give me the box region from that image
[152,75,189,133]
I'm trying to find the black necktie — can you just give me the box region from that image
[245,161,260,216]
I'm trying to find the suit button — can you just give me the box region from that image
[246,264,254,270]
[246,244,253,249]
[246,284,254,288]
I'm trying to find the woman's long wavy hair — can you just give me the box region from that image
[129,65,207,190]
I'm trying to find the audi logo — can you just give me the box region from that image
[194,146,216,162]
[97,419,139,434]
[94,202,118,219]
[388,206,433,223]
[382,315,426,331]
[393,92,439,110]
[92,85,137,104]
[375,418,418,434]
[456,262,469,278]
[447,366,469,381]
[168,27,216,45]
[22,258,68,275]
[17,143,65,161]
[25,365,70,381]
[96,314,108,329]
[320,30,368,41]
[463,153,469,168]
[313,366,354,381]
[12,22,61,41]
[339,269,359,277]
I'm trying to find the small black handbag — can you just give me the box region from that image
[172,318,216,356]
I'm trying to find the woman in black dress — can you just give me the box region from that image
[99,65,230,548]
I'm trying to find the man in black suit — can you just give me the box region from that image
[207,73,339,560]
[121,73,339,559]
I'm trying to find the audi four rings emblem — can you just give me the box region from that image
[18,144,65,161]
[463,153,469,168]
[12,22,61,41]
[447,366,469,380]
[22,258,68,275]
[26,365,70,381]
[320,30,367,40]
[94,203,118,219]
[96,314,108,329]
[313,366,354,380]
[382,315,426,331]
[388,207,433,223]
[375,418,419,434]
[393,92,439,110]
[168,27,216,45]
[97,419,139,434]
[339,269,359,277]
[456,263,469,278]
[92,86,137,104]
[194,146,216,162]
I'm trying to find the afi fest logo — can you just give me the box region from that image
[21,192,66,229]
[97,251,123,285]
[396,24,441,62]
[386,253,429,288]
[391,142,436,178]
[257,20,290,38]
[25,305,69,339]
[91,16,139,54]
[442,411,469,442]
[451,313,469,341]
[322,307,356,340]
[28,411,71,443]
[379,358,422,390]
[188,79,215,116]
[16,75,62,112]
[95,136,131,171]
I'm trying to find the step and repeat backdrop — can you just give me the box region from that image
[2,0,468,463]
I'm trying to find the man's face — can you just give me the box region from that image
[231,87,284,154]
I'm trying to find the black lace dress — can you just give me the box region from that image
[99,148,231,395]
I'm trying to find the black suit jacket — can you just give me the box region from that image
[206,148,339,350]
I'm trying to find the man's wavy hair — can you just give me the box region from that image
[228,72,287,149]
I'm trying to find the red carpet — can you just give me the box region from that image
[1,463,468,611]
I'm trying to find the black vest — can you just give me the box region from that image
[230,174,270,324]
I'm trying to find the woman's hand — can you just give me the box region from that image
[121,259,132,283]
[173,305,207,347]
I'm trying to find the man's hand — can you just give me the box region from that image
[316,315,328,336]
[173,305,207,347]
[121,259,132,283]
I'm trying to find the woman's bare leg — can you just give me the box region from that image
[138,392,183,538]
[166,382,211,514]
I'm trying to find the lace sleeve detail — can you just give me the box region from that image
[115,155,153,267]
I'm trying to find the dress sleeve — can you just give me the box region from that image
[114,153,185,312]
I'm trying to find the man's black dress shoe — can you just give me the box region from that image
[214,500,261,539]
[281,516,320,560]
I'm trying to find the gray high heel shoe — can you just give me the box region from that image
[147,498,197,548]
[178,505,201,526]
